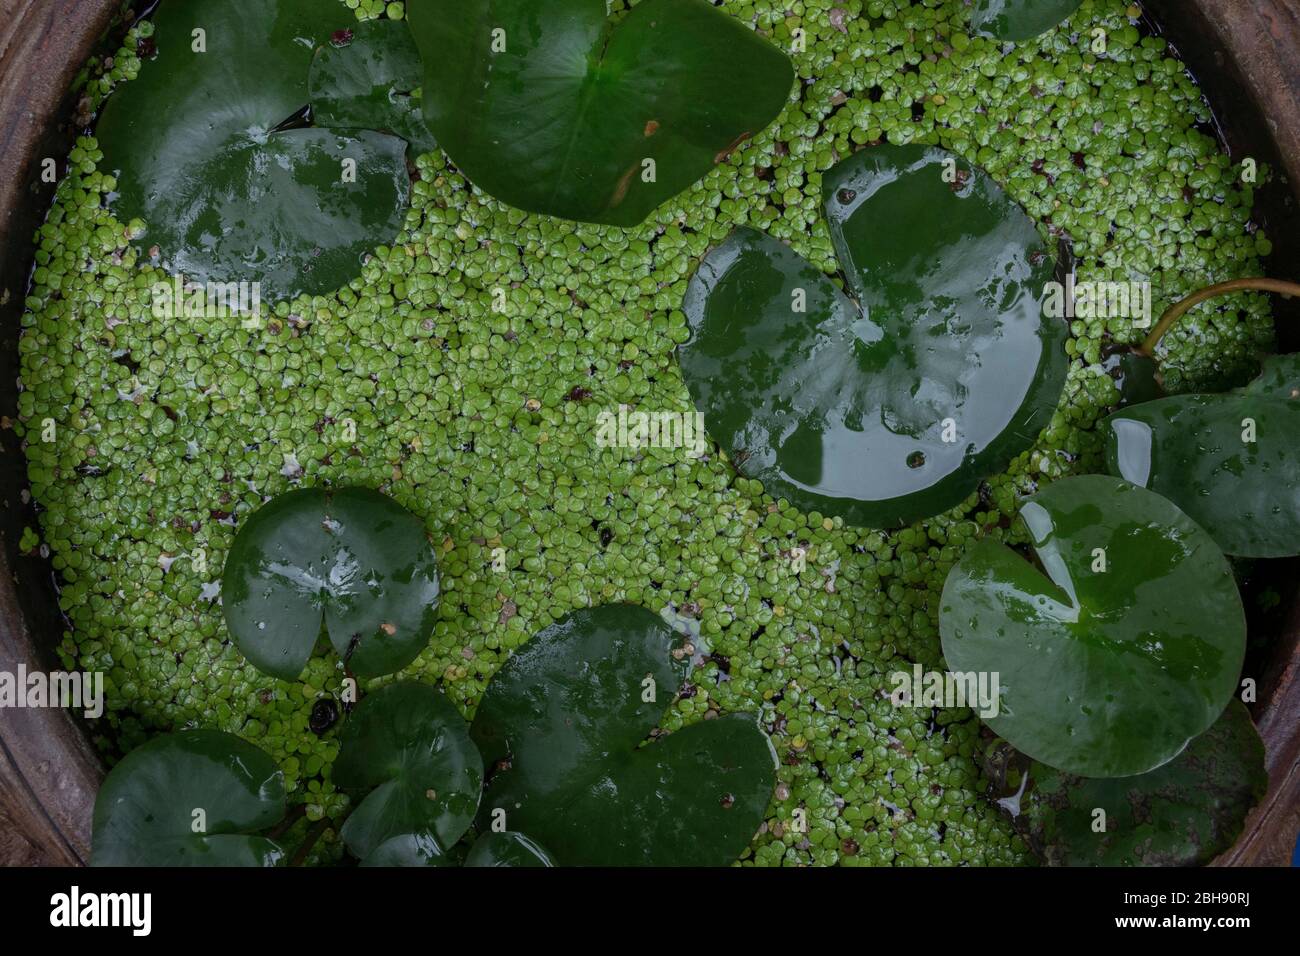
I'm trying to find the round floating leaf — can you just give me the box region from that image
[991,701,1267,866]
[360,831,456,867]
[1105,354,1300,557]
[96,0,411,302]
[471,604,776,866]
[222,487,441,680]
[971,0,1083,42]
[91,730,286,867]
[940,475,1246,778]
[309,19,437,157]
[334,682,483,861]
[680,144,1066,527]
[464,831,556,867]
[408,0,793,226]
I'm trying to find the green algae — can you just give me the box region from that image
[16,0,1276,866]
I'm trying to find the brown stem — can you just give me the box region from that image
[1140,278,1300,357]
[267,801,308,841]
[289,817,333,867]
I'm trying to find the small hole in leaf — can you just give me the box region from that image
[837,188,856,205]
[907,451,926,469]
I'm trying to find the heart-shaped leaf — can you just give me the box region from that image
[971,0,1083,42]
[988,701,1267,866]
[309,18,437,157]
[221,487,441,680]
[91,730,286,867]
[1105,354,1300,557]
[680,144,1067,528]
[333,682,483,862]
[96,0,412,302]
[471,604,776,866]
[464,831,556,867]
[408,0,793,226]
[940,475,1246,778]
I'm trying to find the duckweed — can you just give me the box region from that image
[17,0,1274,866]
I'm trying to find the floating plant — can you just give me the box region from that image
[332,682,483,864]
[308,17,437,157]
[471,604,777,866]
[680,144,1067,528]
[970,0,1084,42]
[221,487,441,680]
[407,0,793,225]
[1105,353,1300,557]
[986,701,1266,866]
[462,831,556,868]
[940,475,1246,778]
[357,831,453,867]
[91,730,287,866]
[96,0,415,301]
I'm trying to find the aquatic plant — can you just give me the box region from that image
[679,144,1067,527]
[221,487,441,680]
[407,0,793,225]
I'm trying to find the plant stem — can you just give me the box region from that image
[289,817,333,867]
[1140,278,1300,357]
[266,802,307,841]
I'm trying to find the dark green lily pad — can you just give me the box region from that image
[334,682,483,862]
[91,730,286,867]
[988,701,1267,866]
[309,18,437,157]
[940,475,1246,778]
[680,144,1066,527]
[360,831,456,867]
[971,0,1083,42]
[408,0,793,226]
[221,487,441,681]
[96,0,411,302]
[1101,347,1165,410]
[464,831,556,867]
[471,604,776,866]
[1105,354,1300,558]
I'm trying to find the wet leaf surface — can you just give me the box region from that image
[471,604,776,866]
[680,144,1066,527]
[988,701,1266,866]
[359,831,456,867]
[940,475,1246,778]
[1105,354,1300,557]
[463,831,556,867]
[309,18,436,157]
[91,730,286,866]
[408,0,792,225]
[96,0,411,301]
[334,682,483,862]
[971,0,1083,42]
[222,487,441,680]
